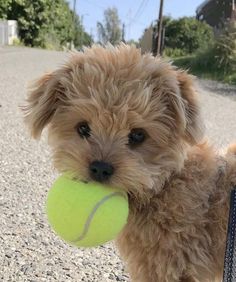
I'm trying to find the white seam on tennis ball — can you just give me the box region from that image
[70,191,127,243]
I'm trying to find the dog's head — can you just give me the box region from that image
[23,44,203,200]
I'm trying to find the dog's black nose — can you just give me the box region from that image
[89,161,114,182]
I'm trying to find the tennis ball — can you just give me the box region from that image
[46,174,129,247]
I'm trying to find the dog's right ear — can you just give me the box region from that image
[22,71,66,139]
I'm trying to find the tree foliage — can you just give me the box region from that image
[164,17,214,54]
[73,14,93,49]
[173,22,236,84]
[214,22,236,72]
[97,7,122,45]
[126,39,139,47]
[0,0,10,19]
[0,0,93,49]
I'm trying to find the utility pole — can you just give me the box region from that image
[70,0,77,49]
[81,15,84,47]
[122,23,126,42]
[73,0,77,14]
[156,0,164,56]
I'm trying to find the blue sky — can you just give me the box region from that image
[69,0,204,41]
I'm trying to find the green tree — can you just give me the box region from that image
[214,22,236,73]
[73,15,93,49]
[0,0,92,49]
[35,0,74,48]
[4,0,54,46]
[0,0,11,19]
[126,39,139,47]
[97,7,122,45]
[164,17,214,54]
[162,16,172,28]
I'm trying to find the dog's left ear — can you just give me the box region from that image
[177,71,203,145]
[22,69,67,139]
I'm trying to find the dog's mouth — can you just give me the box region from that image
[70,175,89,184]
[127,193,132,202]
[76,176,130,196]
[74,176,110,186]
[80,179,89,184]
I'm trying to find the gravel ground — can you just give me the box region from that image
[0,46,236,282]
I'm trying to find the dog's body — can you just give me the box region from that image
[118,144,236,282]
[23,45,236,282]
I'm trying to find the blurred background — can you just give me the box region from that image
[0,0,235,84]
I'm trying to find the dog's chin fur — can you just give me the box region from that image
[23,44,236,282]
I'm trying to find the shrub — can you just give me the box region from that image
[171,22,236,84]
[193,22,236,74]
[0,0,93,49]
[164,47,187,58]
[164,17,214,54]
[12,38,24,46]
[214,23,236,73]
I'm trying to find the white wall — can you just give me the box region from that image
[0,20,18,45]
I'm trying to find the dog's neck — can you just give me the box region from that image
[128,170,173,213]
[128,144,228,218]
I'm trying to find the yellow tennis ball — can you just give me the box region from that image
[46,174,129,247]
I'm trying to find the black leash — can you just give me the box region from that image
[223,187,236,282]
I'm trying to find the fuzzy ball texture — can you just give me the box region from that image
[46,174,129,247]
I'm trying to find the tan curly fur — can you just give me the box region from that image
[23,44,236,282]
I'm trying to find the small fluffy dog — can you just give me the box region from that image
[23,44,236,282]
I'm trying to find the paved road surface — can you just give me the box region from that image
[0,47,236,282]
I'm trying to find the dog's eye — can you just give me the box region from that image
[128,128,146,145]
[76,122,91,138]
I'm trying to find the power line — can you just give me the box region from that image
[80,0,146,27]
[127,0,150,26]
[79,0,148,41]
[135,0,150,21]
[80,0,106,10]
